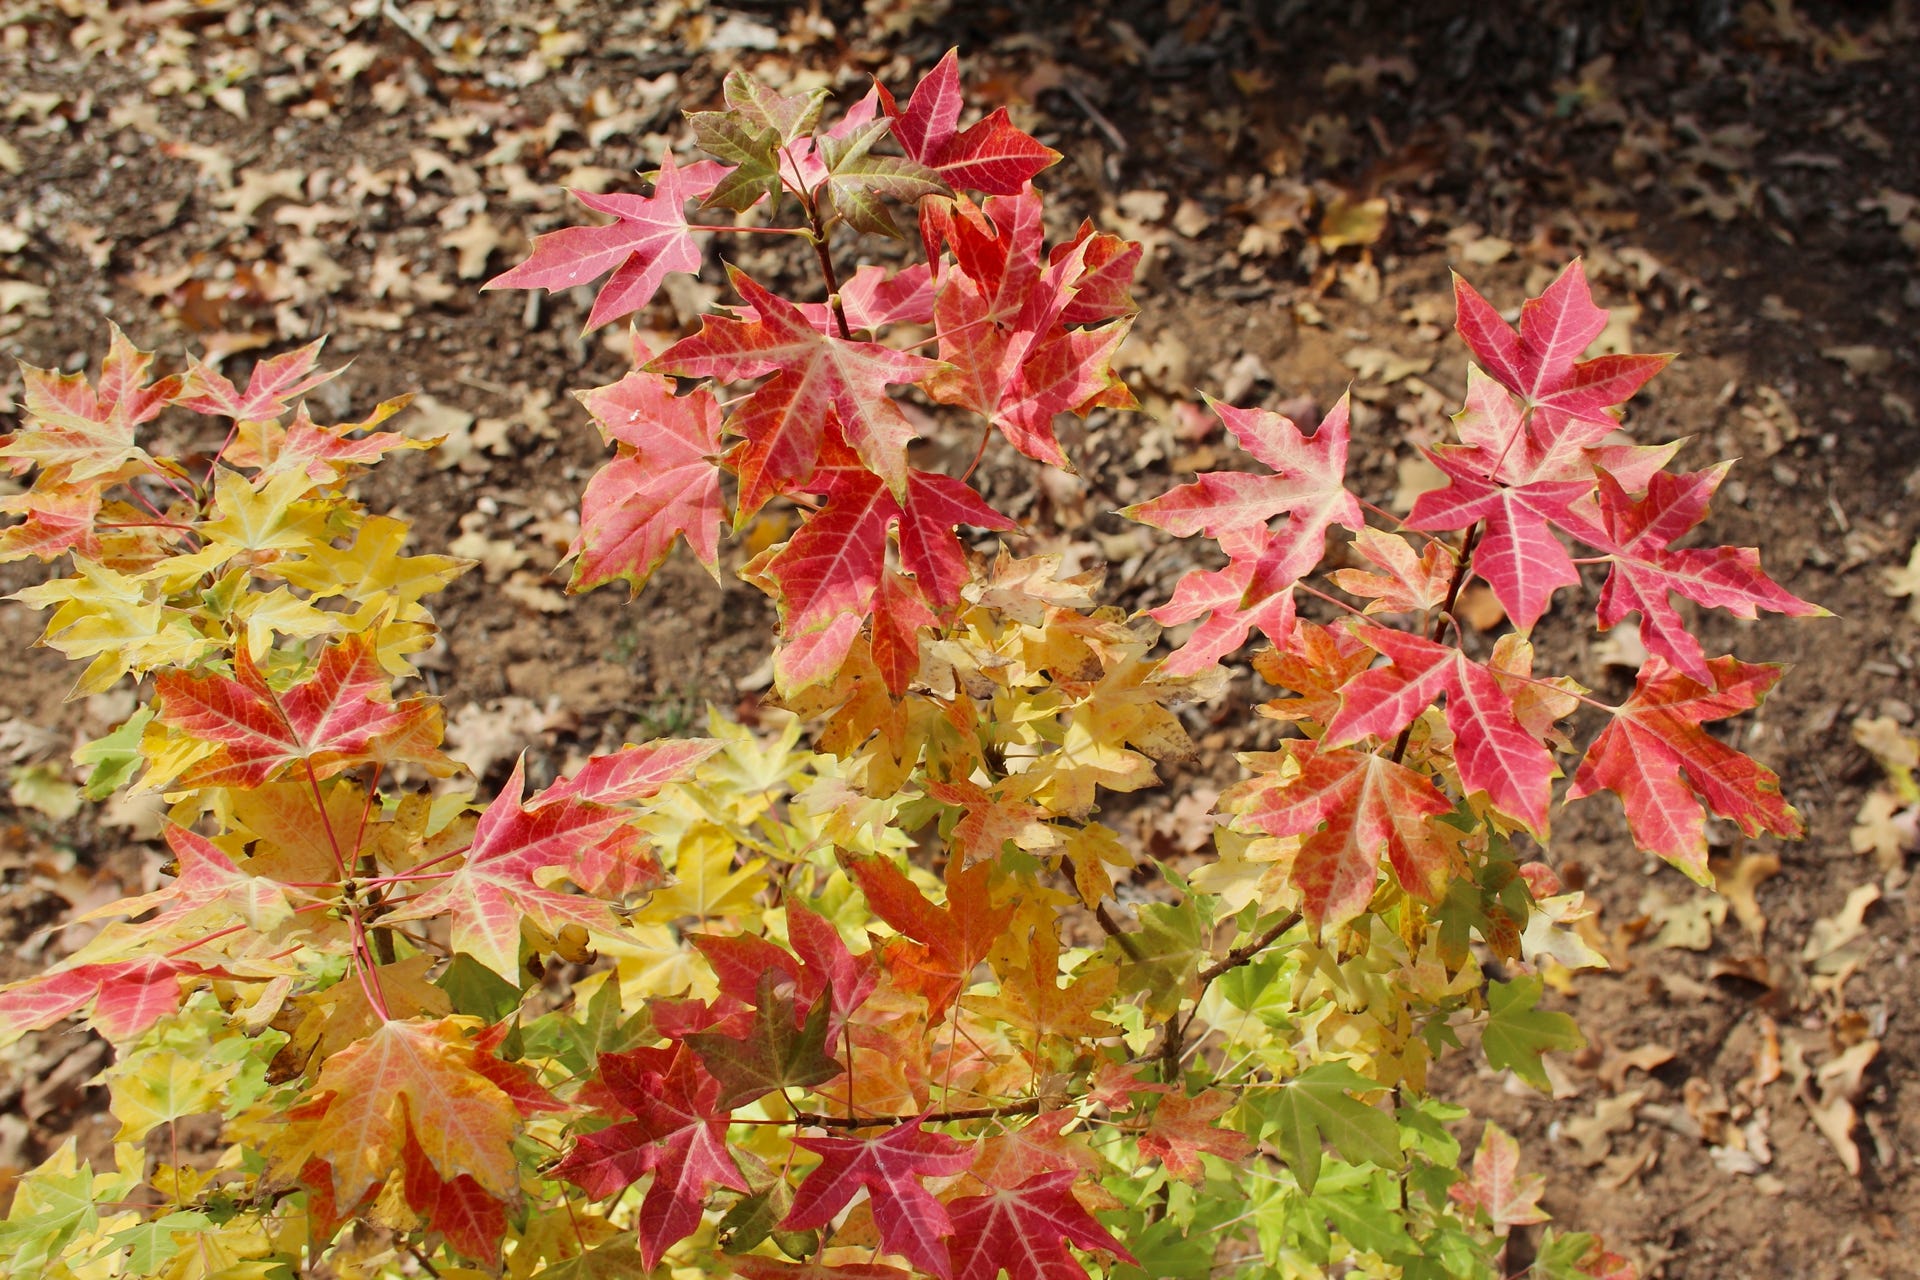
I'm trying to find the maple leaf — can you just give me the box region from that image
[750,428,1012,688]
[685,972,841,1107]
[1136,1090,1254,1183]
[3,324,181,484]
[484,152,724,330]
[1126,395,1363,601]
[922,189,1137,468]
[1329,527,1455,614]
[1481,976,1585,1091]
[0,955,205,1047]
[1446,364,1678,490]
[786,263,935,335]
[234,395,426,482]
[784,1117,976,1279]
[400,1125,507,1266]
[877,52,1060,197]
[813,116,947,237]
[1142,560,1297,676]
[152,633,445,790]
[532,738,722,809]
[1324,626,1555,832]
[0,488,102,562]
[380,757,647,978]
[1237,742,1457,929]
[943,1170,1135,1280]
[274,1017,550,1217]
[1567,656,1801,878]
[554,1044,749,1270]
[1449,1122,1549,1237]
[1249,1061,1400,1196]
[1452,260,1670,435]
[569,355,728,594]
[173,338,336,420]
[654,266,940,511]
[843,852,1014,1021]
[735,1264,911,1280]
[1574,466,1823,684]
[927,777,1060,864]
[1253,620,1376,725]
[1406,445,1590,631]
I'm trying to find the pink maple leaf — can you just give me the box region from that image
[568,353,728,594]
[878,50,1060,195]
[1324,626,1555,833]
[380,757,653,978]
[484,153,725,331]
[174,338,337,421]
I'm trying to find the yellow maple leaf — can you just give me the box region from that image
[271,1017,524,1210]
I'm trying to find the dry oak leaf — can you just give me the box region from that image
[273,1016,558,1217]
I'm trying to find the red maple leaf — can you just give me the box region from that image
[568,352,727,594]
[380,757,649,978]
[553,1044,748,1271]
[1137,1089,1255,1184]
[1142,560,1297,676]
[400,1126,507,1266]
[693,901,878,1039]
[1447,1122,1548,1237]
[483,153,725,330]
[871,567,937,695]
[1238,742,1457,929]
[530,737,722,809]
[1446,365,1677,490]
[654,266,939,513]
[784,1117,976,1279]
[753,428,1012,673]
[1126,395,1364,601]
[877,49,1060,195]
[174,338,337,421]
[1568,656,1801,877]
[1329,527,1455,615]
[842,852,1014,1021]
[245,397,423,483]
[0,954,205,1043]
[0,489,102,561]
[943,1170,1136,1280]
[1572,465,1823,684]
[1324,626,1555,832]
[154,632,444,789]
[1451,260,1670,434]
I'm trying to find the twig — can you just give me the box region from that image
[789,1097,1045,1130]
[380,0,443,58]
[1064,83,1127,155]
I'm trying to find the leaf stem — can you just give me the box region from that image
[1392,520,1481,765]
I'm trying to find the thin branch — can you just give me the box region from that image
[1197,911,1302,984]
[788,1097,1046,1130]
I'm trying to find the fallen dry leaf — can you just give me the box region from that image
[1561,1089,1644,1166]
[1801,883,1881,974]
[1711,851,1781,939]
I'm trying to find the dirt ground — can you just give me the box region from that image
[0,1,1915,1277]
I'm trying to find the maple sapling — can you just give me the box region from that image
[0,49,1817,1280]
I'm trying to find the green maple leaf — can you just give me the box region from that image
[1482,976,1585,1091]
[104,1212,211,1272]
[434,952,524,1024]
[1252,1061,1400,1195]
[816,118,945,237]
[0,1160,98,1272]
[73,707,152,799]
[690,113,784,212]
[687,972,840,1108]
[1107,898,1206,1018]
